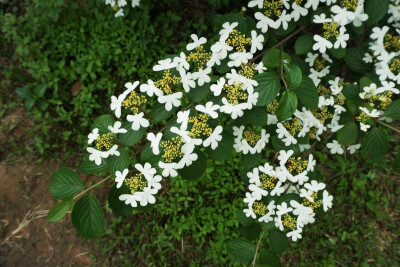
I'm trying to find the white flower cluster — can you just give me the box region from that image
[243,150,332,241]
[104,0,140,17]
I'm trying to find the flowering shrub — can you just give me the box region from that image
[48,0,400,265]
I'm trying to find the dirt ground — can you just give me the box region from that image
[0,109,93,267]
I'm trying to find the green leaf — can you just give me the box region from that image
[271,136,300,154]
[329,47,346,59]
[34,83,47,97]
[253,72,281,106]
[187,82,210,103]
[365,0,390,26]
[238,209,254,227]
[269,229,288,254]
[293,76,318,109]
[337,121,358,146]
[276,92,298,122]
[71,193,105,238]
[151,101,177,122]
[236,107,269,126]
[342,84,360,114]
[50,168,84,200]
[119,122,146,146]
[344,48,373,73]
[226,238,256,263]
[93,114,114,134]
[259,249,281,267]
[277,193,302,205]
[294,34,313,55]
[262,48,291,68]
[243,152,262,170]
[108,184,134,216]
[79,157,107,175]
[107,148,130,176]
[384,99,400,121]
[240,223,262,241]
[284,64,302,90]
[393,153,400,172]
[24,97,36,111]
[47,199,74,222]
[361,128,389,161]
[206,129,234,161]
[178,149,207,180]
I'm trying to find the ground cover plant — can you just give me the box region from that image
[1,0,399,266]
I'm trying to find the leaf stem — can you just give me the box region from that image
[280,45,288,91]
[74,175,112,200]
[376,120,400,134]
[252,229,266,266]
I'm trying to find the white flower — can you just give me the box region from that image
[249,184,268,200]
[115,168,128,188]
[276,123,297,146]
[196,102,220,119]
[326,140,344,154]
[219,98,248,119]
[88,128,99,144]
[307,154,316,172]
[359,107,381,118]
[375,81,400,95]
[360,122,371,132]
[305,0,320,10]
[243,192,257,219]
[87,147,110,166]
[210,77,226,96]
[255,62,267,73]
[173,52,190,71]
[278,150,294,166]
[219,22,238,41]
[274,10,291,30]
[186,34,207,51]
[179,68,196,93]
[287,228,303,242]
[110,81,139,118]
[228,52,253,67]
[363,53,373,63]
[248,0,263,8]
[313,35,333,53]
[119,193,142,207]
[138,187,158,206]
[127,112,150,130]
[108,121,127,134]
[193,68,211,86]
[115,8,124,17]
[140,79,163,97]
[158,92,183,111]
[146,174,162,192]
[254,12,277,33]
[291,2,308,22]
[147,132,163,155]
[313,13,332,24]
[159,161,180,177]
[347,144,361,154]
[131,0,140,7]
[334,27,349,49]
[305,52,318,66]
[331,5,356,25]
[305,180,326,192]
[135,162,156,180]
[153,58,177,71]
[203,126,223,150]
[322,190,333,211]
[177,110,190,129]
[250,30,264,54]
[258,201,276,223]
[178,150,199,168]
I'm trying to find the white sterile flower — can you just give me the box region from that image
[153,58,177,71]
[210,77,226,96]
[275,203,293,230]
[186,34,207,51]
[211,40,233,59]
[131,0,140,7]
[287,228,303,242]
[179,69,196,93]
[115,8,124,18]
[300,188,314,202]
[359,107,381,118]
[254,12,277,33]
[291,200,315,225]
[255,62,267,73]
[159,161,180,177]
[107,144,120,157]
[353,5,368,27]
[145,174,162,193]
[313,35,333,53]
[170,125,191,143]
[177,110,190,129]
[304,0,320,10]
[299,144,311,152]
[219,22,239,41]
[250,30,264,54]
[271,181,285,196]
[127,112,150,130]
[140,79,163,97]
[173,52,190,71]
[360,122,371,132]
[291,2,308,21]
[258,201,276,223]
[305,180,326,192]
[248,0,263,8]
[220,98,248,119]
[323,190,333,211]
[203,126,223,150]
[134,163,157,180]
[137,186,158,206]
[331,5,356,25]
[276,123,297,146]
[334,27,349,49]
[313,13,332,24]
[347,144,361,154]
[278,150,294,166]
[147,132,163,155]
[158,92,183,111]
[249,184,268,200]
[363,53,373,63]
[309,69,321,86]
[110,81,139,118]
[247,166,260,185]
[108,121,127,134]
[193,68,211,86]
[88,128,99,144]
[87,147,110,166]
[196,102,220,119]
[181,140,202,159]
[305,52,318,66]
[243,192,257,219]
[326,140,344,154]
[328,77,343,95]
[115,168,128,188]
[274,10,291,30]
[117,0,127,6]
[228,52,253,67]
[119,193,142,207]
[307,154,316,172]
[375,81,400,95]
[318,96,334,108]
